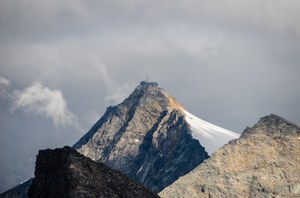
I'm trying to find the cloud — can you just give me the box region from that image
[0,76,11,99]
[0,0,89,36]
[81,57,134,106]
[96,62,135,105]
[12,82,76,127]
[0,76,10,86]
[104,83,136,106]
[0,0,300,193]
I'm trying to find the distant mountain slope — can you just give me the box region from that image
[0,179,32,198]
[160,114,300,198]
[74,81,239,192]
[28,146,158,198]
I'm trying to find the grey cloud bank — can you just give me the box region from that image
[1,0,300,193]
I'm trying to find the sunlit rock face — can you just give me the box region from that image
[74,81,239,192]
[160,114,300,198]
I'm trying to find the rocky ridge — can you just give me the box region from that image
[28,146,158,198]
[159,114,300,198]
[73,81,211,192]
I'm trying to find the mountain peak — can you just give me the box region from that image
[123,81,169,111]
[258,114,293,126]
[73,82,211,192]
[73,81,239,192]
[140,81,159,87]
[242,114,300,138]
[124,81,184,113]
[135,81,160,94]
[140,81,184,110]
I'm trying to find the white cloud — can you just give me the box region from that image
[0,76,10,86]
[104,83,136,106]
[95,60,135,105]
[0,76,11,99]
[12,82,76,127]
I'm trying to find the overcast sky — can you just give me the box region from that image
[1,0,300,192]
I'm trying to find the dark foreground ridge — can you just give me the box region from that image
[28,146,158,198]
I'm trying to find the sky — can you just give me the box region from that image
[1,0,300,193]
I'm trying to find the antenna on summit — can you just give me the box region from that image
[146,75,149,82]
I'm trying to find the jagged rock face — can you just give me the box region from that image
[28,146,158,198]
[0,179,32,198]
[160,114,300,198]
[73,82,210,192]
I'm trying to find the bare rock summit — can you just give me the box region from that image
[160,114,300,198]
[73,81,239,192]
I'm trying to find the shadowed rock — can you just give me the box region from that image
[28,146,158,198]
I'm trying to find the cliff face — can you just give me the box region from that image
[28,146,158,198]
[73,82,210,192]
[160,114,300,198]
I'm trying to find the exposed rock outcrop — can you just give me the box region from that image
[28,146,158,198]
[160,114,300,198]
[73,82,211,192]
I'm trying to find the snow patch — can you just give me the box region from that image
[182,109,240,155]
[20,178,30,185]
[136,165,144,175]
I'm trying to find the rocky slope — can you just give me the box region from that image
[159,114,300,198]
[73,81,238,192]
[28,146,158,198]
[0,179,32,198]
